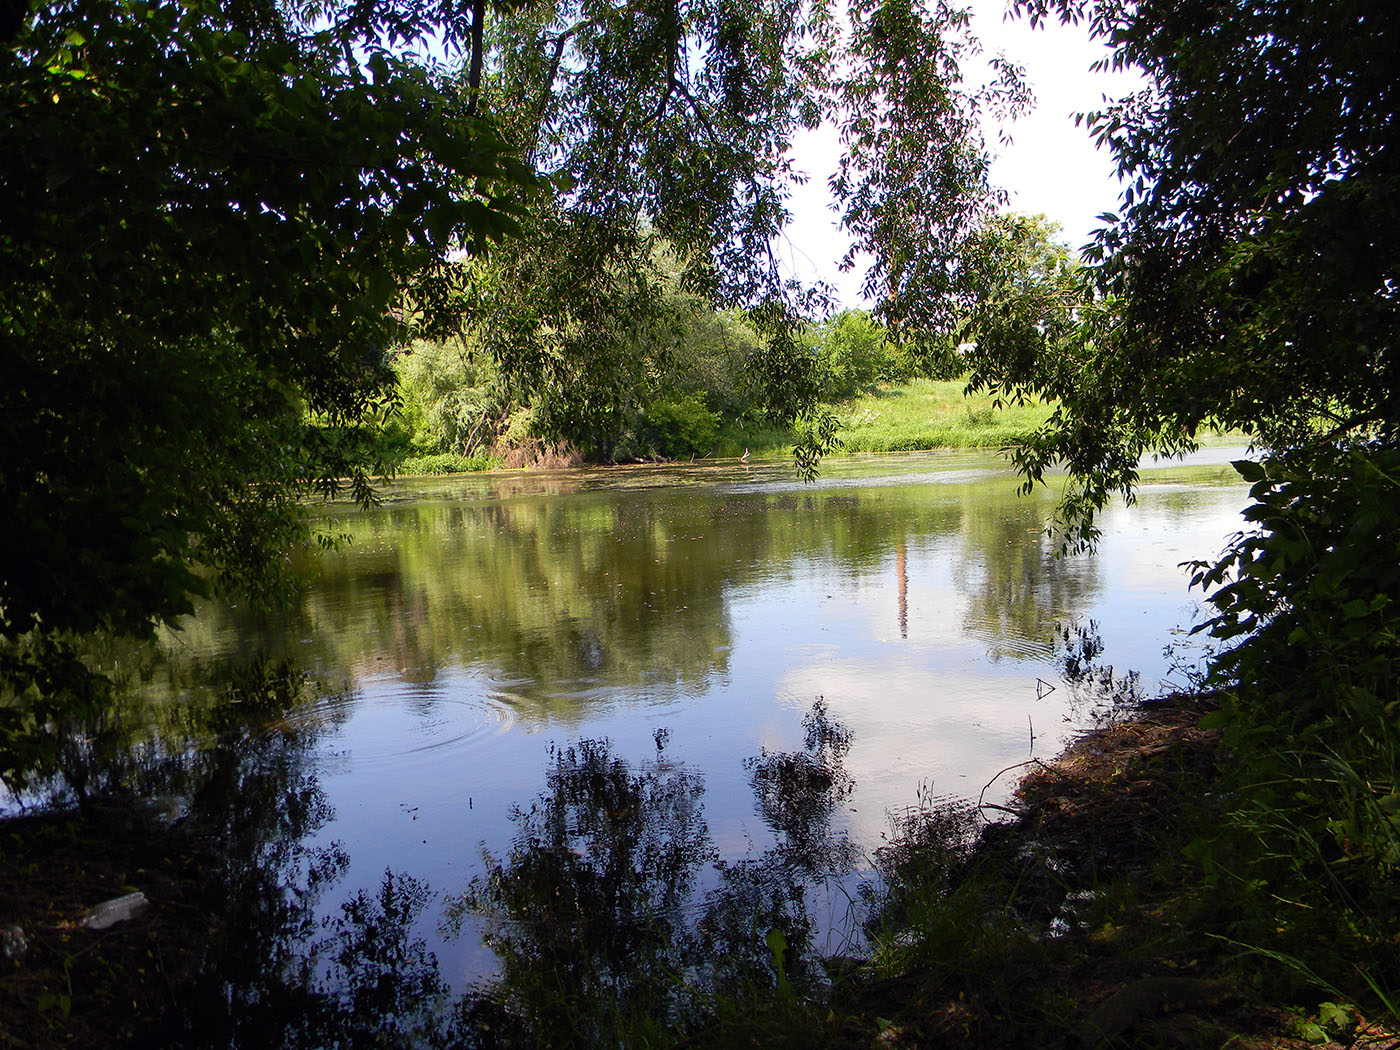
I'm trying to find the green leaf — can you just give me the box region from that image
[1232,459,1266,483]
[1196,711,1231,730]
[1318,1001,1355,1031]
[1296,1021,1328,1043]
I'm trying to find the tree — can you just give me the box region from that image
[427,0,1028,465]
[393,335,507,459]
[964,0,1398,546]
[971,0,1400,1002]
[0,0,533,780]
[0,0,530,641]
[456,217,684,462]
[959,212,1080,395]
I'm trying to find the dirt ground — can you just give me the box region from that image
[0,799,221,1049]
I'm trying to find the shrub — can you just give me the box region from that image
[810,309,903,401]
[393,338,506,456]
[635,395,719,459]
[1185,441,1400,1008]
[396,451,497,476]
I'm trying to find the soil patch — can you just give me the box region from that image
[1,800,222,1049]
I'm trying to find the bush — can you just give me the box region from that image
[808,309,916,401]
[634,395,719,459]
[396,451,497,476]
[1186,441,1400,1008]
[393,338,506,456]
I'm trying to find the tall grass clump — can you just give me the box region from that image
[395,451,499,476]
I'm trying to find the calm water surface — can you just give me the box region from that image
[130,447,1250,992]
[2,449,1251,1037]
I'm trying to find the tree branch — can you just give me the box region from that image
[464,0,486,117]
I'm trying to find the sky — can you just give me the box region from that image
[778,0,1147,308]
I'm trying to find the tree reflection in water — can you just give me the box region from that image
[444,732,713,1044]
[441,700,860,1047]
[28,662,863,1048]
[175,732,474,1048]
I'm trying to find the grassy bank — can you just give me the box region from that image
[391,381,1252,476]
[830,377,1053,453]
[708,378,1054,461]
[392,378,1055,474]
[395,449,500,477]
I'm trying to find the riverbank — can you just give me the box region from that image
[0,799,223,1048]
[395,378,1055,476]
[825,694,1392,1048]
[5,691,1391,1049]
[394,379,1249,477]
[689,692,1397,1050]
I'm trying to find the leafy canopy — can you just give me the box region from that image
[0,0,535,784]
[963,0,1398,547]
[972,0,1400,1001]
[417,0,1028,466]
[0,0,530,645]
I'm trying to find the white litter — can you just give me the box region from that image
[2,925,26,960]
[81,891,149,930]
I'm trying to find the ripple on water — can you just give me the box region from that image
[990,637,1057,662]
[957,622,1057,663]
[255,676,522,770]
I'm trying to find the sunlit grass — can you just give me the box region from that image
[714,377,1053,460]
[832,378,1052,452]
[395,450,499,475]
[391,378,1056,473]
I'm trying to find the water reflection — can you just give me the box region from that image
[149,694,864,1049]
[745,700,857,874]
[952,494,1091,661]
[2,451,1250,1047]
[896,540,908,639]
[4,652,866,1048]
[439,701,858,1046]
[173,455,1133,715]
[446,734,713,1043]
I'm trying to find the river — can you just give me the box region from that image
[6,447,1252,1041]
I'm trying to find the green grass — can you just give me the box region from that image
[390,378,1054,475]
[395,450,499,475]
[394,380,1239,475]
[708,420,803,460]
[713,377,1054,460]
[830,377,1052,452]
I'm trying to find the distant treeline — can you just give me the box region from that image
[385,306,950,473]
